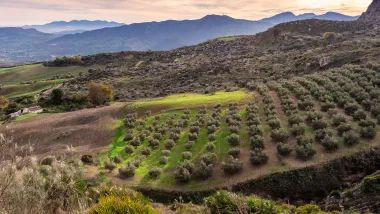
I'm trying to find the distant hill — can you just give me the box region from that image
[41,15,272,56]
[23,20,124,34]
[260,12,359,25]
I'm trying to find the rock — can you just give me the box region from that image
[319,56,332,68]
[360,0,380,22]
[81,154,94,164]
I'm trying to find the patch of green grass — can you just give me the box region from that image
[128,91,253,110]
[0,79,67,98]
[217,36,238,41]
[15,113,50,121]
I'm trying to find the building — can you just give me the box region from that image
[9,106,43,119]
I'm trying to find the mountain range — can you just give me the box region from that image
[0,11,360,63]
[23,20,124,35]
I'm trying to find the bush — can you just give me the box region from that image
[159,156,168,165]
[331,114,346,127]
[360,126,377,139]
[358,119,376,128]
[295,144,316,160]
[344,103,359,116]
[165,139,176,150]
[184,141,194,150]
[288,114,303,126]
[268,118,281,130]
[119,164,136,178]
[148,138,160,148]
[311,119,327,130]
[248,125,263,137]
[141,148,152,156]
[362,174,380,193]
[222,156,243,175]
[188,133,198,141]
[337,123,352,136]
[124,133,134,141]
[296,135,314,146]
[277,143,293,156]
[182,152,192,160]
[175,167,191,183]
[168,132,180,142]
[88,82,114,106]
[111,155,123,164]
[194,161,213,180]
[228,148,240,158]
[207,125,218,134]
[353,110,367,121]
[343,131,360,146]
[104,159,117,172]
[201,153,217,165]
[315,129,332,143]
[229,126,240,134]
[321,102,335,112]
[130,137,141,147]
[190,126,200,134]
[153,132,163,140]
[290,124,306,136]
[148,167,162,179]
[40,156,56,166]
[321,136,339,151]
[305,111,323,123]
[249,149,269,165]
[250,135,265,150]
[227,133,240,146]
[205,142,216,152]
[125,145,134,154]
[81,154,94,164]
[208,134,217,141]
[270,129,289,143]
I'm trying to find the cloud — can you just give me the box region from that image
[0,0,372,26]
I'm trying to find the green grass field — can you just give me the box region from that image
[0,64,95,98]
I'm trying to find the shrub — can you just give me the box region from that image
[161,150,171,157]
[180,160,195,174]
[81,154,94,164]
[321,102,335,112]
[249,149,269,165]
[344,103,359,116]
[305,111,323,123]
[201,153,217,165]
[337,123,352,136]
[353,110,367,121]
[168,132,180,142]
[124,133,134,141]
[153,133,163,140]
[208,134,217,141]
[315,129,332,143]
[159,156,168,165]
[88,82,114,106]
[343,131,360,146]
[248,125,263,137]
[141,148,152,156]
[148,167,162,179]
[331,114,347,127]
[125,145,134,154]
[228,148,240,158]
[207,125,217,134]
[111,155,123,164]
[329,190,340,199]
[188,133,198,141]
[268,118,281,129]
[138,133,146,141]
[277,143,293,156]
[40,156,56,166]
[288,114,303,126]
[119,164,136,178]
[321,136,339,151]
[311,119,327,130]
[229,126,240,134]
[104,159,117,172]
[130,137,141,147]
[362,174,380,193]
[290,124,306,136]
[194,161,213,180]
[222,156,243,175]
[360,126,377,139]
[227,133,240,146]
[184,141,195,150]
[295,144,316,160]
[88,195,159,214]
[250,135,265,150]
[296,135,314,146]
[205,142,216,152]
[270,129,289,143]
[190,126,200,134]
[182,152,192,160]
[358,119,376,128]
[148,138,160,148]
[165,139,176,150]
[175,167,191,183]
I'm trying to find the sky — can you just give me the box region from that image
[0,0,372,26]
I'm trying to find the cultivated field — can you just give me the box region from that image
[0,64,91,98]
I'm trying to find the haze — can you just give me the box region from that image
[0,0,371,26]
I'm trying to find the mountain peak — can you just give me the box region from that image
[360,0,380,22]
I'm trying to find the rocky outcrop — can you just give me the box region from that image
[360,0,380,22]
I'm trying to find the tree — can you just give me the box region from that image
[0,96,8,109]
[51,88,63,105]
[88,82,114,106]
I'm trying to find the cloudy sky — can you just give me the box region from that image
[0,0,372,26]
